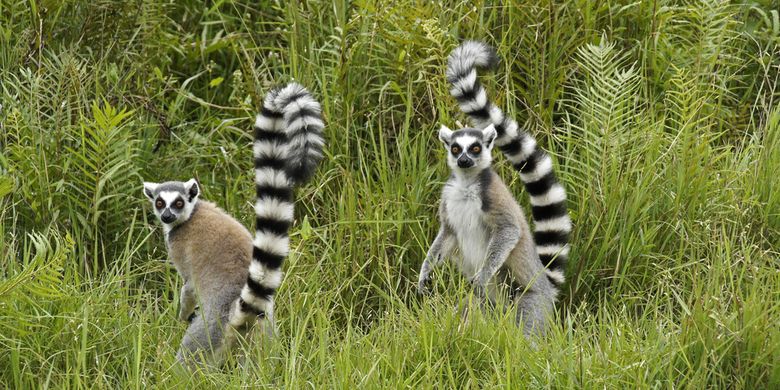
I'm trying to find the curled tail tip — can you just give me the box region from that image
[266,82,323,120]
[262,84,286,110]
[287,156,323,184]
[272,83,326,185]
[461,40,500,67]
[260,82,310,114]
[256,86,288,132]
[268,82,318,112]
[447,40,500,80]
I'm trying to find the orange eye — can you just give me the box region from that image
[174,200,184,209]
[471,145,481,154]
[155,199,164,209]
[451,145,461,154]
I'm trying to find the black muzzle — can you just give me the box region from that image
[457,156,474,168]
[161,210,176,224]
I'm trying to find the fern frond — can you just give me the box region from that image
[567,36,642,187]
[62,100,141,271]
[0,230,71,336]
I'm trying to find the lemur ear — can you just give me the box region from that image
[143,182,158,200]
[184,179,200,202]
[482,124,497,148]
[438,125,453,145]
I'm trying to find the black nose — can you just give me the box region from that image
[161,211,175,224]
[457,156,474,168]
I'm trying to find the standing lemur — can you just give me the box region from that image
[143,83,325,367]
[418,41,572,336]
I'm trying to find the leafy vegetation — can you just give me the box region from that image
[1,0,778,387]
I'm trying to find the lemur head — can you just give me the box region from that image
[143,179,200,228]
[438,123,497,173]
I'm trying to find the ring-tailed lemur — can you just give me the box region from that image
[418,41,571,336]
[142,83,324,367]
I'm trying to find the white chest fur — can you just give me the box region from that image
[443,178,489,279]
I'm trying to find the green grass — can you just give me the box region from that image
[1,0,779,388]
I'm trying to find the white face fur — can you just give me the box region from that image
[438,124,497,175]
[143,179,200,232]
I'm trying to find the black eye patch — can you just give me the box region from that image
[468,143,482,155]
[450,144,462,156]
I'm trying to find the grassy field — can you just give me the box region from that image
[1,0,779,388]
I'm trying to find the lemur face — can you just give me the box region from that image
[143,179,200,228]
[438,124,497,173]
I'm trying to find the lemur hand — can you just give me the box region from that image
[470,274,488,299]
[417,275,432,296]
[178,305,198,323]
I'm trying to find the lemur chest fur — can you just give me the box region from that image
[443,177,490,278]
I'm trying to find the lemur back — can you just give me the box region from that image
[143,82,325,368]
[166,201,251,315]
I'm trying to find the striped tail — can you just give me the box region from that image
[447,41,571,288]
[228,83,325,333]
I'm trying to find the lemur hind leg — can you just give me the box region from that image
[513,288,555,338]
[176,309,228,369]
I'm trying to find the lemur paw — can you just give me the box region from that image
[470,279,487,299]
[417,279,432,296]
[179,306,199,323]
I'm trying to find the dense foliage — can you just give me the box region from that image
[1,0,778,387]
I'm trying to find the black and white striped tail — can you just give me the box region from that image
[228,83,325,330]
[447,41,571,288]
[266,83,326,184]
